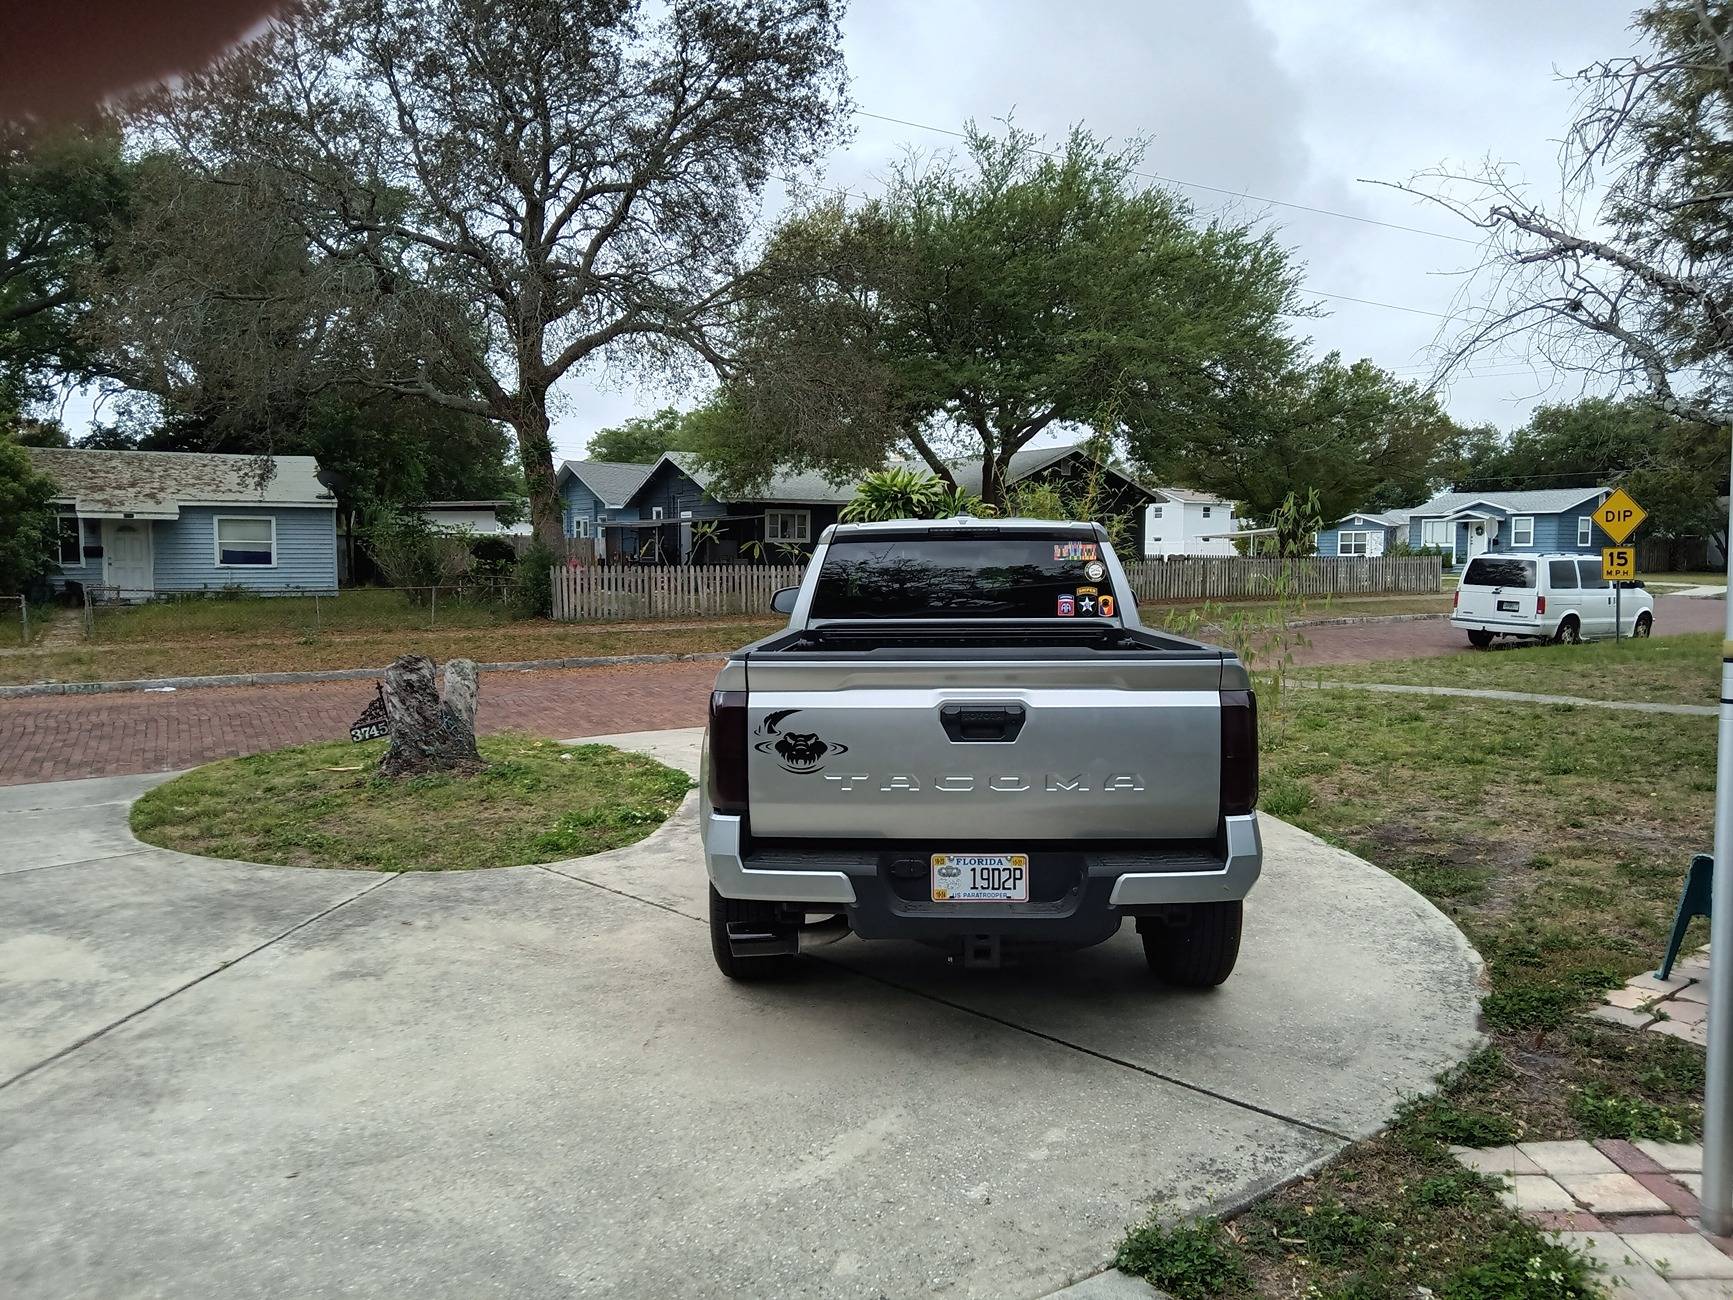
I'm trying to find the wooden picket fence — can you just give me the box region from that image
[1122,555,1442,602]
[549,555,1441,621]
[551,564,806,620]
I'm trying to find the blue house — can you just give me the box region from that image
[1400,487,1610,567]
[31,447,339,597]
[555,459,654,545]
[609,452,857,563]
[1316,510,1413,558]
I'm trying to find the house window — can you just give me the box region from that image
[1577,515,1592,547]
[765,509,811,543]
[572,518,592,539]
[55,514,81,565]
[1339,530,1371,557]
[1202,506,1212,518]
[214,516,276,567]
[650,506,665,520]
[1150,505,1163,519]
[1511,516,1535,548]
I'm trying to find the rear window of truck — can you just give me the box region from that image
[1462,557,1537,589]
[810,537,1121,620]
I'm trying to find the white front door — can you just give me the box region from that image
[1465,521,1496,562]
[103,520,153,596]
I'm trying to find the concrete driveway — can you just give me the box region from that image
[0,730,1483,1299]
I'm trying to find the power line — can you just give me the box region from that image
[855,108,1481,248]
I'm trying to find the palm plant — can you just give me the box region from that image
[841,467,946,522]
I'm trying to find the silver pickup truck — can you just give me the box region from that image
[699,517,1261,986]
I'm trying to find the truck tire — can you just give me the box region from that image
[1467,629,1493,648]
[1553,616,1581,644]
[1143,902,1242,988]
[709,887,797,981]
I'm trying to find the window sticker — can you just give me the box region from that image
[1084,560,1106,581]
[1076,592,1098,614]
[1099,595,1116,617]
[1056,594,1076,616]
[1081,543,1098,560]
[1076,585,1098,597]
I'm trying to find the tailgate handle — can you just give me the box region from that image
[941,703,1026,743]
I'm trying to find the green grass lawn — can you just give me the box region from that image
[0,616,779,684]
[1319,629,1718,705]
[131,733,693,870]
[1119,687,1713,1298]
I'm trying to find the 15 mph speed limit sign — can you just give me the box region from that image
[1602,547,1636,581]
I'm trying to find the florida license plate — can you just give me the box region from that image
[931,853,1029,902]
[1497,599,1519,612]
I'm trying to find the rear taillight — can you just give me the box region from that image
[1452,590,1459,610]
[707,690,749,815]
[1537,594,1547,615]
[1220,689,1258,816]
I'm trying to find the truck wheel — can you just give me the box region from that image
[1552,617,1581,645]
[1143,901,1242,988]
[1634,612,1653,638]
[1467,630,1493,649]
[709,887,797,981]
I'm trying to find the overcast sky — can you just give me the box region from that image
[554,0,1643,461]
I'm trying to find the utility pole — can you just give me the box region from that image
[1700,449,1733,1238]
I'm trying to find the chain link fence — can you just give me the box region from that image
[77,583,514,644]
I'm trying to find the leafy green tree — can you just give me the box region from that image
[0,121,129,419]
[0,434,58,594]
[1456,396,1729,555]
[137,0,850,547]
[586,409,695,464]
[715,123,1303,510]
[1156,353,1460,523]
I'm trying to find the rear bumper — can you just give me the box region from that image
[1450,616,1544,635]
[701,813,1262,939]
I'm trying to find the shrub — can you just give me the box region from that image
[470,535,518,577]
[510,539,555,618]
[364,511,473,590]
[1114,1217,1248,1300]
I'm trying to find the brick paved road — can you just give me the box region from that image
[0,596,1721,786]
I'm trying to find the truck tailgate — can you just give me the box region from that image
[742,656,1224,841]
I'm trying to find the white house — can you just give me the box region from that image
[1143,487,1245,558]
[414,500,531,536]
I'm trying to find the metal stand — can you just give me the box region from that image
[1700,450,1733,1238]
[1616,581,1623,643]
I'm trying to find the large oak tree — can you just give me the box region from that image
[138,0,849,544]
[708,125,1304,509]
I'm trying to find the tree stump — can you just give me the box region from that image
[378,654,484,778]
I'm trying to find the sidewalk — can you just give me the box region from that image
[0,659,720,785]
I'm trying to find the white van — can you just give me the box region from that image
[1451,554,1655,647]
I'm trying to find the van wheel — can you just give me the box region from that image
[1635,613,1653,638]
[1467,629,1494,649]
[709,888,798,981]
[1553,617,1581,645]
[1143,901,1242,988]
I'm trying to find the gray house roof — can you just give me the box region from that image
[1154,484,1233,506]
[1411,487,1607,517]
[1335,509,1411,529]
[662,452,861,505]
[28,447,332,519]
[628,440,1161,508]
[557,459,655,509]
